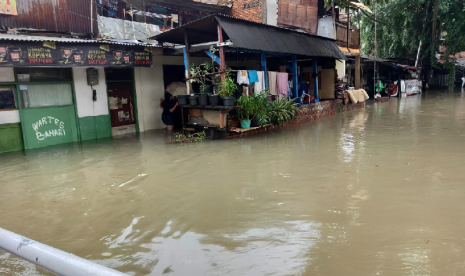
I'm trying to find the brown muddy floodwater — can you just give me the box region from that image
[2,90,465,276]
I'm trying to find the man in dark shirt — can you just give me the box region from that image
[161,92,178,132]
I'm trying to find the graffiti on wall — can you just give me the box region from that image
[32,116,66,141]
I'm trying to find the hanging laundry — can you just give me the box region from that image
[248,70,259,84]
[237,70,249,85]
[287,81,292,98]
[277,73,289,99]
[268,72,278,96]
[254,71,265,94]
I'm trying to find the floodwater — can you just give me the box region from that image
[2,90,465,276]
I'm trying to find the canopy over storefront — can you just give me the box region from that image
[152,14,346,60]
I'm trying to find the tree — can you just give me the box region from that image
[360,0,465,83]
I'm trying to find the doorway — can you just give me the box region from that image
[105,68,137,136]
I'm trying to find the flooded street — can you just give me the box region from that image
[2,90,465,276]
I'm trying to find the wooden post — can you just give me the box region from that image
[347,7,350,50]
[355,55,361,89]
[218,24,226,81]
[184,30,192,95]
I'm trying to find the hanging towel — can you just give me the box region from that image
[277,73,289,99]
[237,70,249,85]
[248,70,259,84]
[268,72,278,96]
[254,71,265,94]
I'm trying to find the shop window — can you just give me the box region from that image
[0,86,17,110]
[105,68,133,81]
[21,84,73,108]
[16,68,72,82]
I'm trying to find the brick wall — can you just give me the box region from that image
[225,100,367,139]
[218,0,264,23]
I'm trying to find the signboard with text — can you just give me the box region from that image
[0,0,17,16]
[0,41,152,67]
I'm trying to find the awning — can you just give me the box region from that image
[152,14,346,60]
[393,63,419,70]
[350,2,373,13]
[338,46,360,56]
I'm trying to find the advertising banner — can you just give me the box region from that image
[0,0,17,16]
[0,41,152,67]
[404,80,422,95]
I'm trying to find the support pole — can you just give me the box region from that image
[331,0,336,38]
[261,52,268,89]
[183,30,192,95]
[90,0,93,39]
[374,2,377,97]
[355,55,361,89]
[313,59,319,103]
[218,24,226,81]
[0,228,127,276]
[292,55,298,100]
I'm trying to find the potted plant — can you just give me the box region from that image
[252,91,269,127]
[189,94,199,105]
[218,74,237,106]
[236,95,257,129]
[177,94,188,105]
[199,84,209,105]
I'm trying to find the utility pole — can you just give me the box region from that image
[331,0,336,38]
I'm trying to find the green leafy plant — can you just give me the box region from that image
[267,97,299,125]
[218,73,237,98]
[253,91,271,126]
[236,95,258,120]
[170,129,208,143]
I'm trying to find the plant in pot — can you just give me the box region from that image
[218,73,237,106]
[267,97,299,125]
[236,95,257,129]
[198,84,209,105]
[252,91,270,127]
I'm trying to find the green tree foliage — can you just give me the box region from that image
[361,0,465,71]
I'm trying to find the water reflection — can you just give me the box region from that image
[2,91,465,276]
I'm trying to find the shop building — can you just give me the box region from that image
[0,35,158,153]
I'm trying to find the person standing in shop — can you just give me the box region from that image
[160,91,178,132]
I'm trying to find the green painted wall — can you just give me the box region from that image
[21,105,79,150]
[79,115,112,141]
[0,123,24,153]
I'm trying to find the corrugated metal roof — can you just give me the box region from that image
[0,33,159,47]
[217,15,345,59]
[153,14,345,59]
[0,0,97,34]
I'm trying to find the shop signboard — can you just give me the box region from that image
[0,41,152,67]
[404,80,422,95]
[0,0,17,16]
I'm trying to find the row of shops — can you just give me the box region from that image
[0,34,214,153]
[0,14,351,153]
